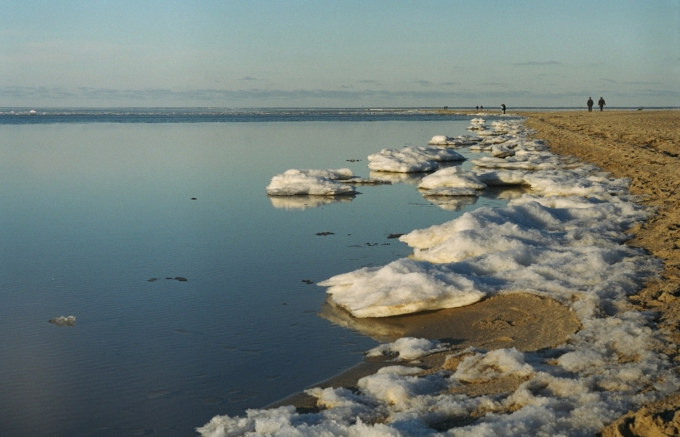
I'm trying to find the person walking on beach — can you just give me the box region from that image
[501,104,506,114]
[587,97,594,112]
[598,97,606,111]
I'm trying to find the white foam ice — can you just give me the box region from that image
[366,337,447,361]
[473,150,564,171]
[266,168,356,196]
[367,146,465,173]
[466,118,486,131]
[200,117,676,436]
[453,348,534,383]
[474,169,528,186]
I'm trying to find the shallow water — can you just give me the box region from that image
[0,111,509,436]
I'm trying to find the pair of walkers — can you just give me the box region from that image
[587,96,606,111]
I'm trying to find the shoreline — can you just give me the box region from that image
[203,110,680,435]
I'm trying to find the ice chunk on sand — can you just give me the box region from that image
[319,258,486,317]
[523,169,628,198]
[453,348,534,383]
[473,150,563,171]
[366,337,446,360]
[357,365,446,409]
[367,146,464,173]
[266,168,356,196]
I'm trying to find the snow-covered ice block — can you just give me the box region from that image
[266,168,356,196]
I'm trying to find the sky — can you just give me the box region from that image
[1,0,678,108]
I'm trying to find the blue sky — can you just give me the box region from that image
[1,0,678,107]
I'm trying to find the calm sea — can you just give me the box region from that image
[0,108,509,436]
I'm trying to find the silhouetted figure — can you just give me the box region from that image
[598,97,605,111]
[587,97,594,112]
[501,104,506,114]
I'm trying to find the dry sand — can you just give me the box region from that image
[277,110,680,435]
[522,110,680,436]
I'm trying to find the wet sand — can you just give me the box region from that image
[277,110,680,435]
[274,292,581,411]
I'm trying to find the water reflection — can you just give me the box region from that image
[421,194,477,211]
[421,187,527,211]
[1,117,486,436]
[318,299,411,342]
[268,195,356,210]
[368,171,424,185]
[486,186,527,200]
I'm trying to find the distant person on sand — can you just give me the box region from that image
[598,97,606,111]
[501,104,506,114]
[587,97,594,112]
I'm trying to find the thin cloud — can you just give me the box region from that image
[481,82,508,87]
[3,85,678,106]
[625,80,661,86]
[0,85,76,99]
[0,86,584,103]
[512,61,562,67]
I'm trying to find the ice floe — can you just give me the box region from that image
[428,135,480,146]
[266,168,390,197]
[417,166,487,196]
[266,168,356,196]
[49,315,76,326]
[202,117,675,436]
[367,146,465,173]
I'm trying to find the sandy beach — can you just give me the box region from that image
[271,110,680,435]
[523,110,680,436]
